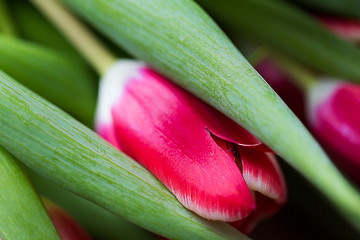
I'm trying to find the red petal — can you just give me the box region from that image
[312,83,360,183]
[239,146,287,203]
[213,134,286,233]
[96,123,122,149]
[193,99,273,152]
[112,68,255,221]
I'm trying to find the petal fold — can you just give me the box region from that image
[239,147,287,203]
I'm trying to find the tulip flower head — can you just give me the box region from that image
[308,80,360,183]
[95,60,287,233]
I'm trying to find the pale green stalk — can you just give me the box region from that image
[271,53,318,92]
[0,146,60,240]
[30,0,116,75]
[246,46,269,67]
[0,71,248,240]
[62,0,360,232]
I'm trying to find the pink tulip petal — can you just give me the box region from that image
[212,134,286,233]
[312,83,360,182]
[95,60,147,150]
[190,98,273,152]
[111,67,255,221]
[96,123,121,149]
[239,146,287,203]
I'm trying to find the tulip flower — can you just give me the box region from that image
[95,60,287,232]
[308,80,360,184]
[270,55,360,185]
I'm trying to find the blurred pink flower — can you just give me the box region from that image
[95,60,287,233]
[308,80,360,184]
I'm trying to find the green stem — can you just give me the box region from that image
[0,146,60,240]
[247,46,269,67]
[273,53,318,92]
[29,0,116,75]
[0,0,16,36]
[247,47,317,92]
[0,71,248,240]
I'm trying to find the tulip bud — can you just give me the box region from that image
[308,80,360,184]
[95,60,287,233]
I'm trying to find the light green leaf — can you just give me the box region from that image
[0,146,60,240]
[0,71,248,240]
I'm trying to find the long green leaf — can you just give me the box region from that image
[0,71,248,240]
[8,0,89,61]
[0,35,96,126]
[196,0,360,83]
[29,169,157,240]
[62,0,360,232]
[0,146,60,240]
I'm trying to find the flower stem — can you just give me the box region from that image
[247,47,318,92]
[273,54,318,92]
[29,0,116,76]
[0,146,60,240]
[247,46,269,67]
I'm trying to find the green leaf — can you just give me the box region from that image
[0,146,60,240]
[8,0,81,59]
[0,35,97,126]
[0,71,248,240]
[29,169,157,240]
[61,0,360,232]
[196,0,360,82]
